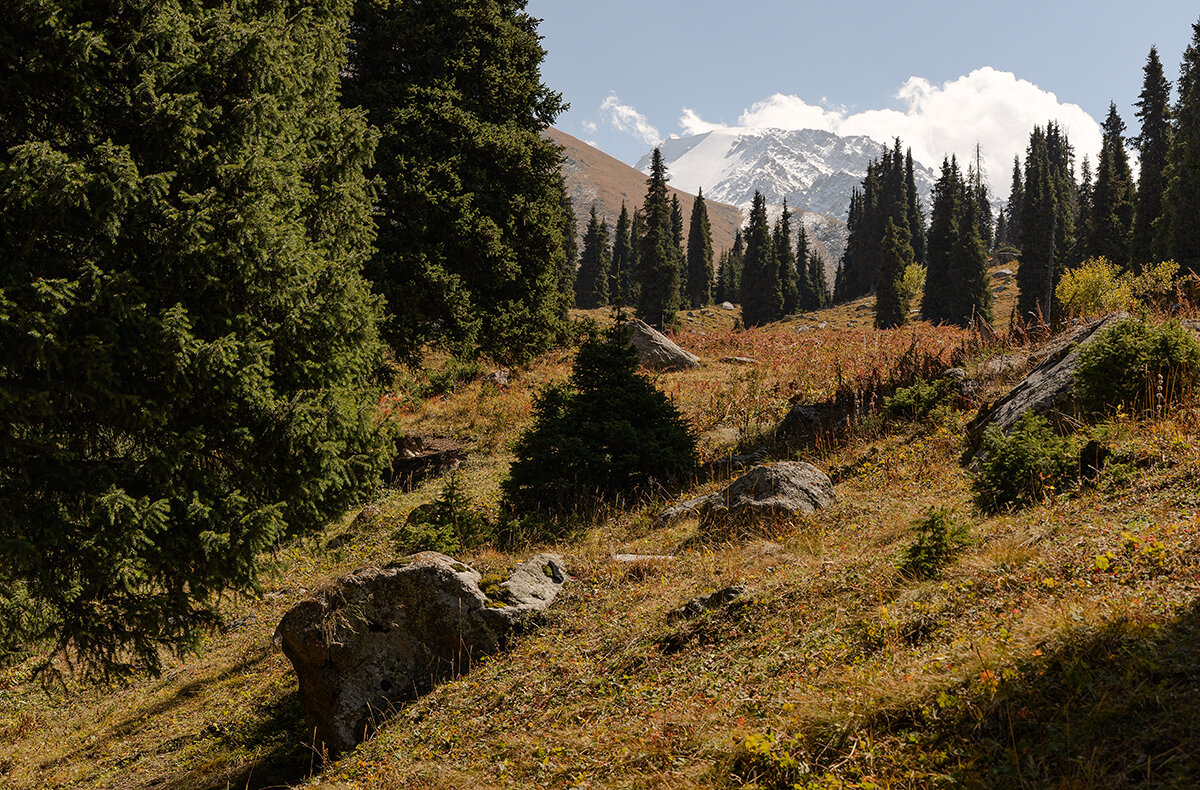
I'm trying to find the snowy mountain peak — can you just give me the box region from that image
[636,127,939,221]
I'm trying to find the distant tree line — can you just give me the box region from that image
[839,19,1200,329]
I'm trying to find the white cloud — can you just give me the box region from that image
[678,68,1103,196]
[601,93,662,146]
[581,120,598,133]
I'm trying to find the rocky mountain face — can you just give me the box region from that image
[636,127,939,223]
[549,127,846,268]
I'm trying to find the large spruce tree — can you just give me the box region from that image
[1132,46,1173,268]
[775,201,801,315]
[1017,123,1078,323]
[875,218,915,329]
[685,189,714,308]
[923,157,963,324]
[575,206,612,309]
[716,229,745,304]
[1163,17,1200,272]
[1084,103,1136,270]
[0,0,389,676]
[740,192,783,327]
[611,203,635,307]
[637,149,683,328]
[344,0,573,364]
[1005,156,1025,251]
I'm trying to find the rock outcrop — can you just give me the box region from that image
[965,314,1125,457]
[274,552,567,755]
[660,461,835,534]
[627,318,701,371]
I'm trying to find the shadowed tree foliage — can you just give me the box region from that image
[775,201,801,315]
[875,218,915,329]
[740,192,783,327]
[610,202,635,306]
[344,0,574,364]
[501,324,696,521]
[574,206,611,309]
[636,148,683,328]
[1083,103,1136,271]
[1132,46,1173,269]
[685,188,714,308]
[1163,17,1200,272]
[0,0,390,677]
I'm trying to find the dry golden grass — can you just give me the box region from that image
[2,291,1199,790]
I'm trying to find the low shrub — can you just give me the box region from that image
[884,376,955,421]
[973,413,1078,513]
[394,473,492,555]
[1074,317,1200,419]
[897,508,969,579]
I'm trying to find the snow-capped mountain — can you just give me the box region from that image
[635,128,939,222]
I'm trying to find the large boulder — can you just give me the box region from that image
[965,314,1126,458]
[660,461,835,534]
[274,552,567,755]
[628,318,701,370]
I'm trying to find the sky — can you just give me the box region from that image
[526,0,1198,195]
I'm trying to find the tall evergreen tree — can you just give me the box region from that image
[716,229,745,303]
[795,224,818,311]
[740,192,783,327]
[1132,46,1173,268]
[574,206,612,309]
[995,207,1010,248]
[776,200,801,314]
[875,218,915,329]
[955,183,995,326]
[810,253,831,308]
[1006,156,1025,250]
[626,208,645,307]
[969,144,994,250]
[923,157,963,324]
[610,202,634,306]
[637,149,683,328]
[906,149,927,265]
[344,0,572,364]
[1084,103,1136,270]
[1163,17,1200,272]
[836,140,915,303]
[670,193,688,300]
[0,0,389,676]
[1018,124,1079,323]
[685,188,714,308]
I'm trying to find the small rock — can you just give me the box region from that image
[720,356,758,364]
[484,370,510,388]
[994,268,1014,278]
[660,462,835,534]
[817,322,828,329]
[720,301,736,311]
[627,319,701,371]
[667,585,750,622]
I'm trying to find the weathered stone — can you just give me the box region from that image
[627,318,701,370]
[667,585,749,622]
[965,314,1127,457]
[720,356,758,364]
[484,369,510,388]
[720,301,736,311]
[660,462,835,533]
[274,552,567,755]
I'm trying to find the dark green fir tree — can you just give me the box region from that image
[775,201,801,315]
[740,192,783,327]
[1084,103,1136,270]
[685,188,714,308]
[1132,46,1173,268]
[0,0,390,677]
[636,149,683,328]
[574,206,612,309]
[610,202,634,306]
[875,218,915,329]
[1163,17,1200,272]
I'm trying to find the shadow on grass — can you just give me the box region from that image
[773,601,1200,788]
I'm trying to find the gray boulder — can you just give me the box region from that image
[660,462,835,533]
[627,318,701,370]
[274,551,567,755]
[965,314,1125,457]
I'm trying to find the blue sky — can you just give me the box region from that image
[527,0,1197,187]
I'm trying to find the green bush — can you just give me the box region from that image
[395,474,492,555]
[884,376,955,421]
[1074,317,1200,419]
[974,413,1078,513]
[897,508,968,579]
[500,324,696,538]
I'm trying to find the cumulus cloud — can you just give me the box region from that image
[678,68,1103,196]
[601,94,662,146]
[581,120,598,133]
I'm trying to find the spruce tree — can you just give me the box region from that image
[740,192,783,327]
[1163,17,1200,272]
[1018,127,1060,322]
[923,157,963,324]
[344,0,572,364]
[575,206,612,309]
[717,229,745,303]
[875,218,915,329]
[1132,46,1173,268]
[0,0,389,676]
[670,193,688,301]
[626,208,645,307]
[1084,103,1136,270]
[775,201,801,315]
[969,144,994,250]
[637,149,683,328]
[1006,156,1025,251]
[796,224,818,311]
[995,208,1009,248]
[611,202,634,306]
[685,188,714,308]
[809,253,831,308]
[906,149,927,265]
[955,187,994,326]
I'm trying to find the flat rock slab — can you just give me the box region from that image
[660,462,835,534]
[274,552,567,755]
[628,318,701,370]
